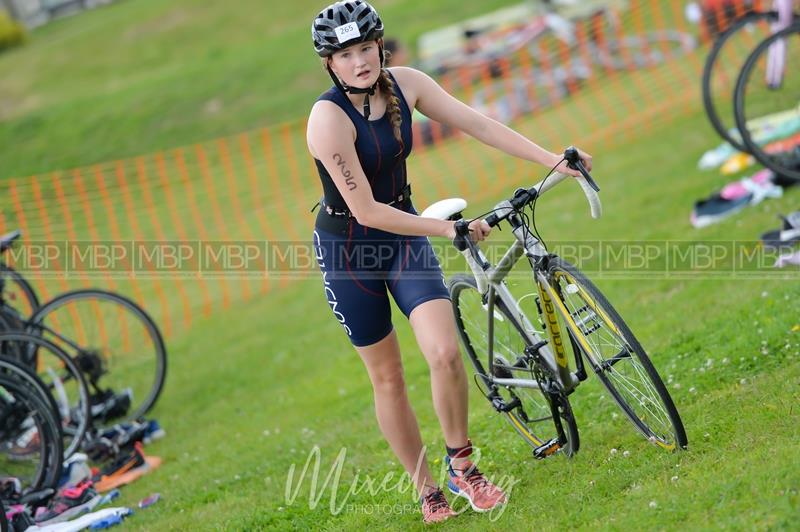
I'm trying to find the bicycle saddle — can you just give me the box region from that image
[420,198,467,221]
[0,230,21,254]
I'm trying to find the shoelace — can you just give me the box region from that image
[423,488,450,512]
[457,465,490,491]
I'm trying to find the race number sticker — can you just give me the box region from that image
[334,22,360,44]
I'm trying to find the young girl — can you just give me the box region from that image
[307,1,591,523]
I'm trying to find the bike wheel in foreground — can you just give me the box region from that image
[449,273,579,459]
[546,258,687,450]
[28,290,167,426]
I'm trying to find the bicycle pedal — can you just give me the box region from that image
[490,395,520,413]
[532,438,562,459]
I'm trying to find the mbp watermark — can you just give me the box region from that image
[4,239,797,280]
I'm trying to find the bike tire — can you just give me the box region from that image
[28,289,167,425]
[449,273,579,458]
[0,264,40,320]
[0,372,63,493]
[546,258,687,450]
[702,11,780,151]
[734,21,800,182]
[0,333,91,459]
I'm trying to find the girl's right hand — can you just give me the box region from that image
[446,218,492,242]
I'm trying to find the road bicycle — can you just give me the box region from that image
[422,148,687,457]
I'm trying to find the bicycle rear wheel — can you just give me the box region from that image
[546,258,687,450]
[449,273,579,458]
[702,11,780,151]
[734,21,800,182]
[29,289,167,425]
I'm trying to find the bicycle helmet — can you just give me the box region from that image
[312,1,384,57]
[312,1,386,118]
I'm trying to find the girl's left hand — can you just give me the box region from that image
[552,148,593,177]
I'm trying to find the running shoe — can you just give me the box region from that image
[420,487,456,524]
[34,479,102,525]
[445,456,507,512]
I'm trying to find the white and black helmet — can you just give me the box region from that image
[312,1,384,57]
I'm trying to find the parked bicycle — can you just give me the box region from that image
[701,0,799,181]
[0,230,168,457]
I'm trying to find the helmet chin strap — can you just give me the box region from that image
[327,45,384,120]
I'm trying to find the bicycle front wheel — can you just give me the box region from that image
[449,273,579,458]
[546,259,687,451]
[29,289,167,425]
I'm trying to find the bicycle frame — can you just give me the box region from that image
[466,213,584,395]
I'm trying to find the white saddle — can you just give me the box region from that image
[419,198,468,221]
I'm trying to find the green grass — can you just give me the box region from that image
[1,0,799,530]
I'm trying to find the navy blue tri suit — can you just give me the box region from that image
[312,70,450,347]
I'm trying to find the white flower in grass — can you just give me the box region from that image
[612,412,619,420]
[234,474,241,481]
[263,430,270,436]
[623,450,630,458]
[740,378,747,385]
[673,383,681,389]
[705,358,713,367]
[689,387,696,394]
[722,357,729,364]
[703,433,710,439]
[699,367,706,373]
[671,475,678,482]
[761,291,768,298]
[610,448,618,455]
[649,501,657,509]
[278,506,284,511]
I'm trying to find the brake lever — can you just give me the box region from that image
[563,146,600,192]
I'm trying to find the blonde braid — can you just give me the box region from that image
[377,70,404,152]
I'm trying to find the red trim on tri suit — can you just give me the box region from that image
[345,218,385,297]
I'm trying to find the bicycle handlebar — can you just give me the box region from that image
[453,147,602,273]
